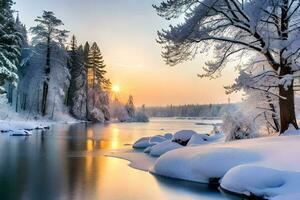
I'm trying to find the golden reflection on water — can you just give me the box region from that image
[85,125,122,151]
[0,121,227,200]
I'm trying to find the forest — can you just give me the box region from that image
[3,0,300,200]
[145,104,235,118]
[0,1,148,123]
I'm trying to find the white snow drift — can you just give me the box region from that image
[126,129,300,199]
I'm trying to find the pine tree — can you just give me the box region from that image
[83,42,90,119]
[30,11,69,116]
[0,0,22,95]
[67,35,78,107]
[67,36,87,119]
[85,42,111,122]
[15,13,30,112]
[126,95,135,118]
[86,42,111,90]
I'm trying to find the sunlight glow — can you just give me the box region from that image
[112,85,120,93]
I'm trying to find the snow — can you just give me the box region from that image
[272,194,300,200]
[149,135,167,144]
[164,133,173,140]
[121,129,300,199]
[151,134,300,199]
[133,137,153,149]
[0,94,77,135]
[149,141,182,157]
[107,149,156,171]
[187,133,223,146]
[143,146,152,153]
[151,147,260,183]
[10,130,32,136]
[173,130,197,141]
[279,74,293,91]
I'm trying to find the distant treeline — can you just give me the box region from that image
[145,104,236,118]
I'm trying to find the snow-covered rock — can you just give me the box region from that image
[10,130,32,136]
[164,133,173,140]
[149,134,300,199]
[143,146,152,154]
[149,141,182,157]
[172,130,197,145]
[272,193,300,200]
[133,137,152,149]
[88,108,105,123]
[151,147,260,183]
[173,130,197,141]
[149,135,167,144]
[221,165,300,199]
[187,134,209,146]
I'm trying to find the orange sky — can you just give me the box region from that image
[15,0,243,106]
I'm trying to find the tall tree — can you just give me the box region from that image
[30,11,69,116]
[86,42,111,90]
[67,36,87,119]
[126,95,135,118]
[154,0,300,133]
[15,14,29,112]
[67,35,78,107]
[83,41,90,119]
[0,0,22,95]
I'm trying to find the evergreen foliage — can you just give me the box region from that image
[0,0,22,93]
[30,11,69,115]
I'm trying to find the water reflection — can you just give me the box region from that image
[0,119,239,200]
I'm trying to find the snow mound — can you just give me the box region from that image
[173,130,197,141]
[149,141,182,157]
[10,130,32,136]
[221,165,300,199]
[151,147,260,183]
[149,135,167,144]
[164,133,173,140]
[133,137,152,149]
[283,128,300,136]
[143,146,152,154]
[187,133,208,146]
[271,193,300,200]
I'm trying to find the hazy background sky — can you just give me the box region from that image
[14,0,242,106]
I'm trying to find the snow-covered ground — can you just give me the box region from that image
[108,129,300,200]
[0,95,79,136]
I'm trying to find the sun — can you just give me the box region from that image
[112,85,120,93]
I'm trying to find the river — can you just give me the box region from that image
[0,118,242,200]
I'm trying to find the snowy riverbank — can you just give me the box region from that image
[0,96,79,135]
[108,130,300,200]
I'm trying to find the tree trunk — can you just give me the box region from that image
[41,37,51,116]
[15,92,19,112]
[266,95,280,132]
[279,80,298,133]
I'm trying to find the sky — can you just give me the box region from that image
[14,0,242,106]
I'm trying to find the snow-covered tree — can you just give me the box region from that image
[0,0,22,94]
[18,42,70,119]
[67,36,87,119]
[110,98,129,122]
[154,0,300,133]
[226,61,280,134]
[125,95,135,118]
[85,41,111,122]
[86,42,111,90]
[222,109,258,141]
[30,11,69,116]
[15,14,30,112]
[135,104,149,122]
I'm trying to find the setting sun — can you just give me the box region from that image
[112,85,120,93]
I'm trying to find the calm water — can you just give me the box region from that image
[0,118,241,200]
